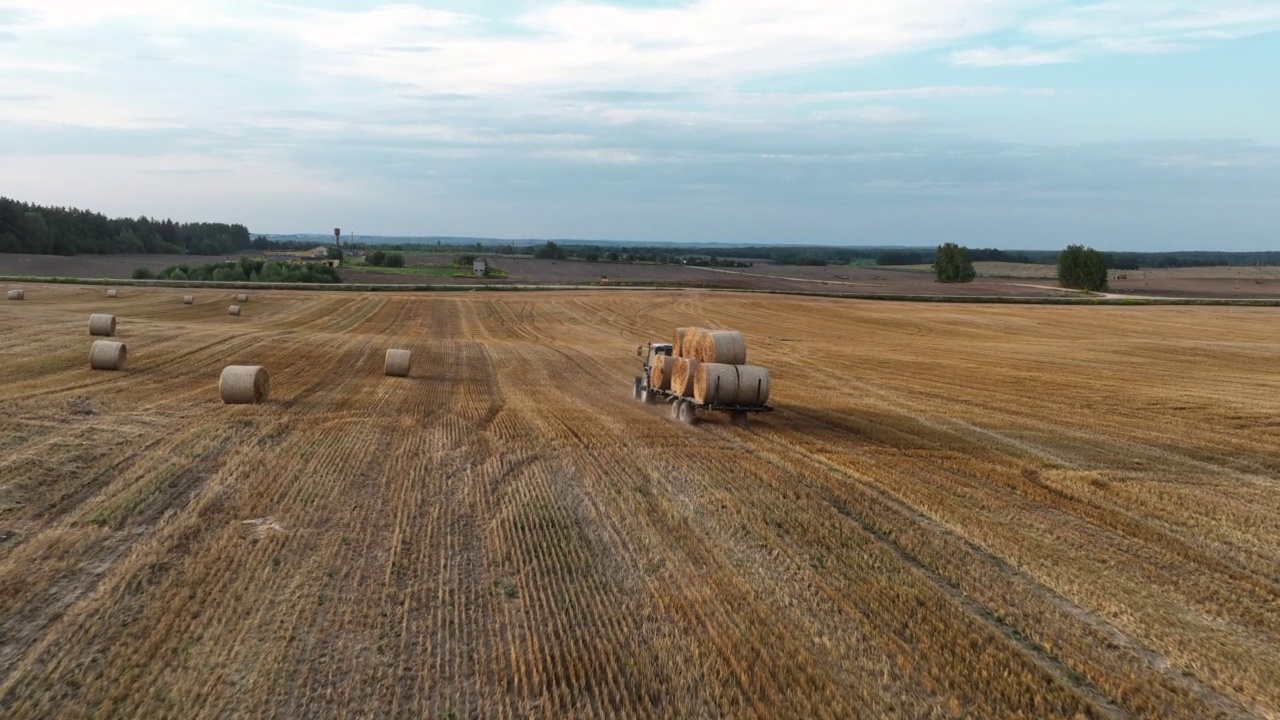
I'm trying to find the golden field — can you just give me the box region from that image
[1,284,1278,719]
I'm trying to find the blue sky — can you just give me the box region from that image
[0,1,1277,250]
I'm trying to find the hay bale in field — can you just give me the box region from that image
[670,357,699,398]
[183,295,194,304]
[650,355,675,391]
[219,365,270,404]
[89,340,127,371]
[106,289,118,298]
[228,305,241,316]
[693,330,746,365]
[6,289,24,300]
[234,293,249,303]
[385,349,411,377]
[88,313,116,337]
[693,363,771,406]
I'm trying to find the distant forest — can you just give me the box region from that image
[354,240,1280,270]
[4,196,1278,269]
[0,197,251,256]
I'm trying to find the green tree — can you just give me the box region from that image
[327,245,344,262]
[384,252,405,268]
[132,267,155,279]
[932,243,976,283]
[366,250,386,266]
[1057,244,1108,291]
[533,241,566,260]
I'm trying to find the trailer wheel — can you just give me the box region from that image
[641,388,654,404]
[731,410,749,428]
[678,401,697,425]
[633,376,642,401]
[670,399,683,420]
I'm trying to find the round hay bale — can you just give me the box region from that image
[88,313,117,337]
[183,295,194,305]
[106,288,119,298]
[219,365,270,404]
[228,305,241,316]
[693,363,772,406]
[675,327,710,358]
[649,355,675,391]
[694,363,740,405]
[385,349,411,377]
[6,289,24,300]
[695,330,746,365]
[234,293,249,303]
[89,340,127,371]
[673,327,696,357]
[670,357,700,398]
[733,365,771,406]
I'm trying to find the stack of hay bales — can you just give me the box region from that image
[669,326,770,406]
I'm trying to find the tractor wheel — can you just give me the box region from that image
[678,401,697,425]
[633,376,642,400]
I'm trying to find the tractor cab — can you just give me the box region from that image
[638,343,673,368]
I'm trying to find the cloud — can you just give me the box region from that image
[952,1,1280,66]
[950,46,1075,67]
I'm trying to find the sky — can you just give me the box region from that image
[0,1,1278,250]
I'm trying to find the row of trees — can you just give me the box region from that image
[136,257,341,284]
[932,242,1109,291]
[0,197,250,256]
[363,250,405,268]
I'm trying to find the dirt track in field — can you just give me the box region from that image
[1,284,1278,718]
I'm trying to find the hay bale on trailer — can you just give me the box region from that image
[385,349,411,377]
[672,327,700,357]
[650,355,675,391]
[6,290,24,300]
[670,357,699,398]
[220,365,270,404]
[228,305,241,316]
[89,340,127,371]
[694,363,771,406]
[88,313,116,337]
[693,330,746,365]
[234,293,249,303]
[183,295,194,305]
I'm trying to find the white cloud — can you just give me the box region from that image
[951,46,1076,67]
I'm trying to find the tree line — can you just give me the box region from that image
[135,257,341,284]
[931,243,1108,291]
[0,197,250,256]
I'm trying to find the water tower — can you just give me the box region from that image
[334,227,341,249]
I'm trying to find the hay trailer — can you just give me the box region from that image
[633,342,773,426]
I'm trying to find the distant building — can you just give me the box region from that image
[473,258,487,276]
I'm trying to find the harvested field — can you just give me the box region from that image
[1,283,1279,718]
[0,253,233,279]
